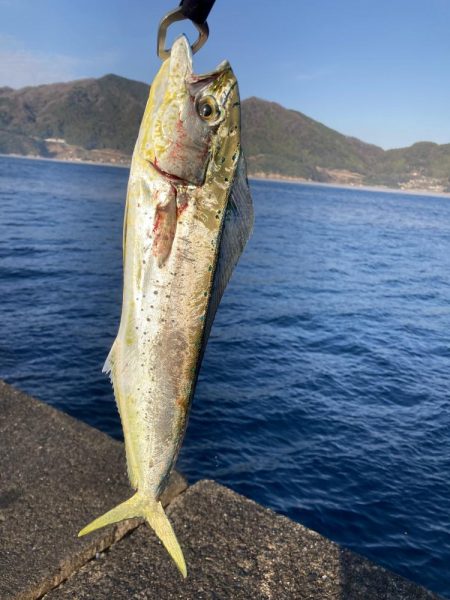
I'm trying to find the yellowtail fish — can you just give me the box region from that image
[78,35,253,576]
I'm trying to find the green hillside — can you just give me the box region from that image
[366,142,450,188]
[1,74,449,192]
[0,75,147,154]
[241,97,382,180]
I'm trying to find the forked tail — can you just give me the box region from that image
[78,492,186,577]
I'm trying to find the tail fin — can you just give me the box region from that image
[78,493,187,577]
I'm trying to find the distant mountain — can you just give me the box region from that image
[366,142,450,190]
[0,75,147,163]
[1,74,449,192]
[241,97,383,183]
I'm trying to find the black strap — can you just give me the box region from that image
[179,0,216,25]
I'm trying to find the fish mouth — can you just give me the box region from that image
[170,35,230,83]
[168,35,193,81]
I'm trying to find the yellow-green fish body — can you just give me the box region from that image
[79,36,253,576]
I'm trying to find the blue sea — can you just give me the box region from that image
[1,155,449,596]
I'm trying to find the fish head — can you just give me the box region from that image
[138,35,240,186]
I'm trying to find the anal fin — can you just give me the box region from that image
[102,341,116,377]
[102,340,139,490]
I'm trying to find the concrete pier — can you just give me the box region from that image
[0,380,441,599]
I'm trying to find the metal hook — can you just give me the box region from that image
[157,7,209,60]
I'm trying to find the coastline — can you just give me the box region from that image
[0,152,130,170]
[2,152,449,199]
[249,173,450,199]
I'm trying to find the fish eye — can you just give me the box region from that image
[196,96,220,122]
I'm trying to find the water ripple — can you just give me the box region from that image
[1,158,450,596]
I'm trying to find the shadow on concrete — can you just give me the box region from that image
[339,546,440,599]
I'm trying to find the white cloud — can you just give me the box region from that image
[0,35,84,88]
[294,67,334,83]
[294,72,320,82]
[0,52,82,89]
[0,35,117,89]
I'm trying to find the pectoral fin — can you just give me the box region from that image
[152,185,177,267]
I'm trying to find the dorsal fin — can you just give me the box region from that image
[203,153,254,341]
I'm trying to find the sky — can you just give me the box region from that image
[1,0,449,149]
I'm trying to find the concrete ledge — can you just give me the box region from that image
[0,380,186,600]
[0,380,441,599]
[45,480,440,599]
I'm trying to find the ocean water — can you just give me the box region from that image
[1,155,449,596]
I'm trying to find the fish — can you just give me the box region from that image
[78,35,253,577]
